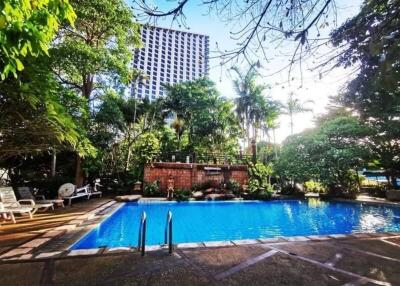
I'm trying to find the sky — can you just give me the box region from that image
[129,0,363,143]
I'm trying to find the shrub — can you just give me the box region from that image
[304,180,326,193]
[143,180,161,197]
[247,162,272,193]
[226,179,240,195]
[175,189,191,202]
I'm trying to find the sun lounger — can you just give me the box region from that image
[58,183,90,206]
[0,187,34,222]
[17,187,64,209]
[88,182,103,199]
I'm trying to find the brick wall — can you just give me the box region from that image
[143,162,248,191]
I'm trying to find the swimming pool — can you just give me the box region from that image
[71,200,400,249]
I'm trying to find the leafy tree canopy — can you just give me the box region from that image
[276,112,371,194]
[331,0,400,182]
[0,0,76,79]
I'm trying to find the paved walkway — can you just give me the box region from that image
[1,198,400,285]
[1,235,400,285]
[0,198,113,255]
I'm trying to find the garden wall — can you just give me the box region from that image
[143,162,248,191]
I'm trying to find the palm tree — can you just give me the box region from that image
[282,92,314,135]
[231,64,280,149]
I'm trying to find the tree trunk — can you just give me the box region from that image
[51,148,57,177]
[74,154,84,187]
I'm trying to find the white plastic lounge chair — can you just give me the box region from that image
[0,187,34,221]
[88,181,103,199]
[17,187,64,209]
[58,183,89,206]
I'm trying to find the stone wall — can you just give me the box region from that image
[143,162,248,191]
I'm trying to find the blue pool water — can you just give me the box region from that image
[71,200,400,249]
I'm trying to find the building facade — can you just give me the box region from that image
[131,25,209,100]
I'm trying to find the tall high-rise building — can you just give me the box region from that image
[131,25,209,100]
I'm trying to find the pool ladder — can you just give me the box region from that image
[164,211,173,254]
[137,210,173,256]
[137,211,147,256]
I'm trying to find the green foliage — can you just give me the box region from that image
[304,180,326,193]
[175,189,191,202]
[143,181,161,197]
[247,162,273,193]
[0,0,76,79]
[226,179,241,195]
[0,56,95,161]
[50,0,141,100]
[276,113,370,195]
[232,64,280,145]
[331,0,400,187]
[132,132,160,165]
[164,78,241,154]
[86,91,166,182]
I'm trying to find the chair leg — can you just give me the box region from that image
[10,212,16,223]
[28,211,33,219]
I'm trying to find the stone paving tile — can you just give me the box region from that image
[285,236,310,242]
[41,230,65,238]
[221,252,352,286]
[203,241,234,247]
[335,247,400,284]
[0,261,44,286]
[0,247,32,258]
[307,235,331,241]
[177,242,204,248]
[146,245,163,251]
[271,241,342,263]
[35,251,63,259]
[54,224,77,231]
[52,251,197,286]
[258,237,287,243]
[350,233,371,238]
[335,238,400,260]
[20,237,51,248]
[328,234,348,239]
[68,249,100,256]
[231,239,259,245]
[183,245,267,275]
[18,253,34,260]
[105,247,132,254]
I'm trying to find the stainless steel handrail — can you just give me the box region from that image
[164,211,173,254]
[138,211,147,256]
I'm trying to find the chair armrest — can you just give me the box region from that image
[76,185,90,194]
[18,199,35,208]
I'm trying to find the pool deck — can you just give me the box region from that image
[1,197,400,285]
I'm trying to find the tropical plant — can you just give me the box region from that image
[226,179,241,195]
[304,180,326,193]
[231,64,280,147]
[49,0,141,185]
[164,78,241,154]
[175,189,191,202]
[0,0,76,79]
[143,180,161,197]
[276,112,371,196]
[247,162,273,193]
[281,92,313,135]
[331,0,400,188]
